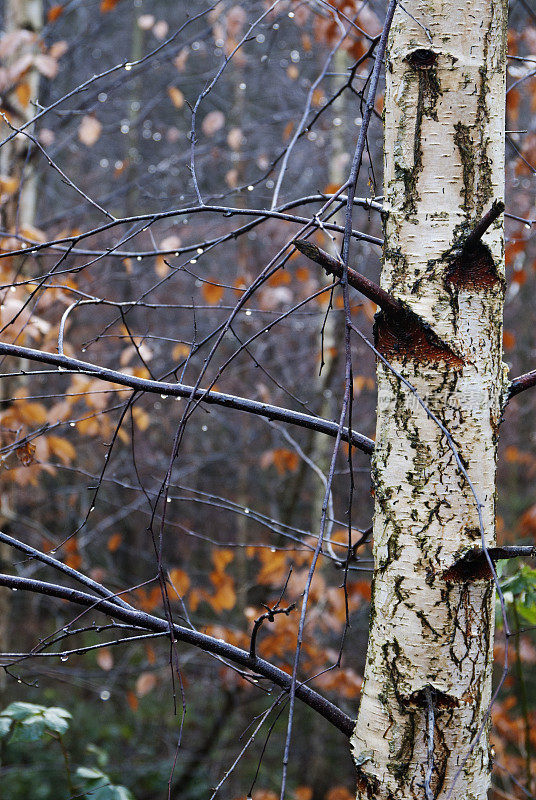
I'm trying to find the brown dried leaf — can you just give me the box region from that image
[78,115,102,146]
[96,647,114,671]
[167,86,184,109]
[202,109,225,137]
[202,281,224,305]
[136,671,157,697]
[16,442,36,467]
[34,54,59,80]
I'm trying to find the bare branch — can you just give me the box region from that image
[462,200,505,252]
[0,342,374,454]
[508,369,536,399]
[0,572,355,738]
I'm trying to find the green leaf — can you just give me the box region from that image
[76,767,134,800]
[9,715,46,743]
[2,702,44,721]
[76,766,106,782]
[516,601,536,625]
[43,707,71,735]
[86,743,109,768]
[0,716,12,738]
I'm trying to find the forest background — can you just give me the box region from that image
[0,1,535,798]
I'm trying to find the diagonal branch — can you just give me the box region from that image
[0,572,355,738]
[0,343,374,455]
[462,200,505,253]
[293,239,401,316]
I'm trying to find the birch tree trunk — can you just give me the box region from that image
[351,2,508,798]
[0,0,43,684]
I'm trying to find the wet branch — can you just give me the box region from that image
[0,572,355,737]
[0,342,374,455]
[293,239,401,316]
[444,545,536,582]
[508,369,536,399]
[462,200,505,252]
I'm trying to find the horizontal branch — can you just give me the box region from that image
[444,545,536,582]
[0,572,355,737]
[508,369,536,399]
[0,343,374,455]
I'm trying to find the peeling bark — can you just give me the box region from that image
[351,2,508,798]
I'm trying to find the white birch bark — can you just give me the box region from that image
[351,2,509,798]
[0,0,43,679]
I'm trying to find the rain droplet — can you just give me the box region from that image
[60,655,68,662]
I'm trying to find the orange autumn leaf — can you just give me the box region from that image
[503,330,515,350]
[47,5,64,22]
[154,255,168,277]
[127,691,138,711]
[512,268,526,285]
[167,86,184,109]
[520,504,536,536]
[283,120,294,141]
[256,549,288,585]
[0,175,19,195]
[202,281,225,304]
[17,401,48,425]
[349,580,372,602]
[293,788,313,800]
[16,441,36,467]
[212,548,234,572]
[168,567,190,596]
[15,82,31,108]
[209,577,237,612]
[100,0,120,11]
[47,435,76,464]
[136,586,162,612]
[272,448,299,475]
[132,406,150,431]
[172,342,190,360]
[268,270,291,287]
[107,532,122,553]
[325,788,354,800]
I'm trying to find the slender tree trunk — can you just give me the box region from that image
[351,2,508,798]
[0,0,43,685]
[0,0,42,231]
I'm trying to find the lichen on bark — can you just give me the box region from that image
[351,2,509,798]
